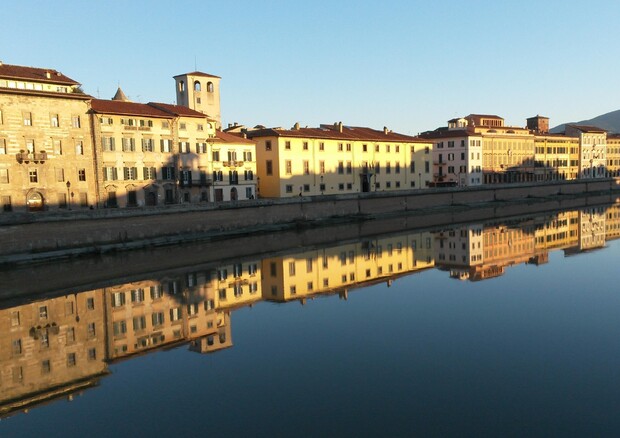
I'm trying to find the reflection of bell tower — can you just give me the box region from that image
[173,71,221,128]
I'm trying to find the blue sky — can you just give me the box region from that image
[2,0,619,134]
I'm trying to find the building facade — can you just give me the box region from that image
[248,122,433,198]
[0,63,97,212]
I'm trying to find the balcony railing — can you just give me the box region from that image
[222,160,245,167]
[16,151,47,164]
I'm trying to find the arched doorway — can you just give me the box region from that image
[230,187,238,201]
[27,191,44,211]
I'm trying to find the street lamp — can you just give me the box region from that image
[66,181,71,210]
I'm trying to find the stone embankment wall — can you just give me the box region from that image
[1,179,619,264]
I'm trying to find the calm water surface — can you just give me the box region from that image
[2,206,620,437]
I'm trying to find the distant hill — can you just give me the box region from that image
[551,109,620,134]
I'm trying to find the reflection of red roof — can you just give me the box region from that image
[90,99,172,118]
[215,130,255,145]
[173,71,221,79]
[148,102,208,118]
[247,125,429,143]
[0,63,79,85]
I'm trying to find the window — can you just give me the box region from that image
[133,316,147,331]
[23,112,32,126]
[54,139,63,155]
[266,160,273,175]
[0,138,5,154]
[386,162,391,174]
[346,161,352,174]
[42,360,51,374]
[103,166,118,181]
[0,169,8,184]
[346,143,351,151]
[78,168,86,181]
[102,136,116,151]
[67,352,77,367]
[51,113,59,127]
[303,160,310,174]
[162,121,170,129]
[319,142,325,151]
[395,162,400,173]
[196,142,207,153]
[162,166,175,180]
[143,167,156,180]
[112,292,126,307]
[29,168,38,183]
[88,348,97,361]
[122,138,135,152]
[303,142,309,150]
[338,143,343,151]
[319,161,325,174]
[285,141,291,150]
[243,151,252,161]
[75,141,84,155]
[123,167,138,180]
[285,185,293,193]
[12,339,22,355]
[386,145,390,152]
[87,322,96,338]
[152,312,165,327]
[303,184,310,192]
[338,161,344,174]
[179,141,190,153]
[72,115,81,128]
[160,139,172,152]
[244,170,254,180]
[179,122,186,130]
[87,297,95,310]
[131,288,145,303]
[265,140,272,151]
[142,138,155,152]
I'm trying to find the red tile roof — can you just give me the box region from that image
[0,63,79,85]
[148,102,208,118]
[90,99,172,118]
[247,124,429,143]
[419,129,477,139]
[173,71,221,79]
[215,130,255,145]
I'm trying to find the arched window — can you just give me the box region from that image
[207,82,214,93]
[179,81,185,92]
[194,81,201,91]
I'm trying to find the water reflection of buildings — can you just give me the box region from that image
[2,205,620,417]
[261,233,435,303]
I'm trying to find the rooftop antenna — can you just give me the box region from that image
[96,87,100,98]
[194,55,197,71]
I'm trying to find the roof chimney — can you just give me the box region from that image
[383,126,389,135]
[338,121,343,133]
[46,71,51,79]
[234,122,239,127]
[293,122,300,130]
[0,60,4,66]
[228,123,232,128]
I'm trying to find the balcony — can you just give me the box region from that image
[222,160,245,167]
[16,151,47,164]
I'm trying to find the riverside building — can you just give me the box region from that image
[0,63,97,212]
[247,122,433,197]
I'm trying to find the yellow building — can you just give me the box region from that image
[533,134,580,181]
[606,134,620,177]
[0,63,97,212]
[247,122,433,197]
[261,232,434,303]
[0,290,108,416]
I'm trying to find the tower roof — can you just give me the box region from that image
[112,87,130,102]
[173,71,221,79]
